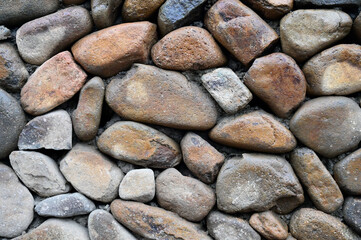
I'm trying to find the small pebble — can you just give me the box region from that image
[0,25,11,40]
[249,211,289,240]
[122,0,165,22]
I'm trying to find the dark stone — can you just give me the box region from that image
[294,0,360,8]
[343,197,361,235]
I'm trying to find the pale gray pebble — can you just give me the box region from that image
[0,26,11,40]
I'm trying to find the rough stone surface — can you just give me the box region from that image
[18,110,72,151]
[9,151,70,197]
[20,51,87,115]
[106,64,218,130]
[249,211,289,240]
[209,111,296,153]
[343,197,361,235]
[0,26,11,40]
[216,154,304,214]
[72,22,157,78]
[205,0,279,66]
[354,12,361,42]
[243,0,293,19]
[151,26,226,71]
[91,0,123,29]
[294,0,361,8]
[280,10,352,62]
[290,96,361,158]
[97,121,181,168]
[122,0,165,22]
[119,169,155,202]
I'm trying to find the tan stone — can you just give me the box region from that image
[122,0,165,21]
[243,0,293,19]
[249,211,289,240]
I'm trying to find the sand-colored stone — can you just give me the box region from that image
[249,211,289,240]
[122,0,165,21]
[243,0,293,19]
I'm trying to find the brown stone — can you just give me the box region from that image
[20,51,87,116]
[244,53,306,118]
[151,26,226,71]
[209,111,296,153]
[243,0,293,19]
[205,0,279,66]
[110,200,212,239]
[72,22,157,78]
[122,0,165,21]
[249,211,289,240]
[354,12,361,42]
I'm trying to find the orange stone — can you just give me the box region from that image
[243,0,293,19]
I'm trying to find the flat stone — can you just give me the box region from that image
[156,168,216,222]
[106,64,218,130]
[0,43,29,92]
[0,89,26,159]
[16,6,93,65]
[205,0,279,66]
[122,0,165,22]
[72,22,157,78]
[158,0,206,35]
[343,197,361,235]
[0,26,11,40]
[201,68,253,114]
[216,154,304,214]
[18,110,72,150]
[280,10,352,62]
[151,26,226,71]
[91,0,123,29]
[73,77,105,141]
[97,121,181,168]
[181,132,225,184]
[60,144,124,202]
[303,44,361,95]
[290,208,359,240]
[290,148,343,213]
[0,163,34,238]
[209,111,296,153]
[20,51,87,115]
[119,169,155,202]
[88,209,137,240]
[243,0,293,19]
[249,211,289,240]
[290,96,361,158]
[354,12,361,42]
[294,0,361,8]
[334,148,361,195]
[111,199,212,239]
[244,53,306,118]
[207,211,261,240]
[9,151,70,197]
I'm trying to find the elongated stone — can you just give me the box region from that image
[354,13,361,42]
[243,0,293,19]
[294,0,361,8]
[249,211,289,240]
[91,0,123,29]
[122,0,165,22]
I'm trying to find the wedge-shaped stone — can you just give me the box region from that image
[91,0,123,29]
[243,0,293,19]
[122,0,165,22]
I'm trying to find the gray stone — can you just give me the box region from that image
[294,0,361,8]
[343,197,361,235]
[18,110,72,151]
[0,26,11,40]
[91,0,123,29]
[9,151,70,197]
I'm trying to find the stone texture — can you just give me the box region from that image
[243,0,293,19]
[205,0,279,66]
[354,12,361,42]
[97,121,181,168]
[209,111,296,153]
[343,197,361,235]
[294,0,361,8]
[249,211,289,240]
[181,132,225,184]
[290,96,361,158]
[111,199,212,239]
[18,110,72,150]
[122,0,165,22]
[60,144,124,202]
[91,0,123,29]
[286,234,297,240]
[290,148,343,213]
[106,64,218,130]
[303,44,361,96]
[216,154,304,214]
[0,26,11,40]
[72,22,157,78]
[280,10,352,62]
[119,169,155,202]
[20,51,87,115]
[64,0,87,4]
[73,77,105,141]
[16,7,93,65]
[290,208,360,240]
[207,211,261,240]
[0,163,34,238]
[9,151,70,197]
[201,68,253,114]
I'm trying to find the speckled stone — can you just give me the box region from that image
[343,197,361,235]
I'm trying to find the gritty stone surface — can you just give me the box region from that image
[243,0,293,19]
[249,211,289,240]
[0,26,11,40]
[119,169,155,202]
[122,0,165,22]
[343,197,361,234]
[91,0,123,29]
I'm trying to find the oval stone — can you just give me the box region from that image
[122,0,165,22]
[249,211,289,240]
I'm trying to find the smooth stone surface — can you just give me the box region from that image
[20,51,87,115]
[181,132,225,184]
[280,10,352,62]
[0,26,11,40]
[0,89,26,159]
[303,44,361,95]
[119,169,155,202]
[9,151,70,197]
[106,64,218,130]
[207,211,261,240]
[72,22,157,78]
[290,96,361,158]
[111,199,212,239]
[249,211,289,240]
[156,168,216,222]
[122,0,165,21]
[18,110,72,150]
[73,77,105,141]
[354,12,361,42]
[205,0,279,66]
[290,148,343,213]
[97,121,181,168]
[216,154,304,214]
[151,26,226,71]
[201,68,253,114]
[16,7,93,65]
[60,144,124,202]
[290,208,360,240]
[343,197,361,234]
[209,111,296,153]
[243,0,293,19]
[64,0,87,4]
[91,0,123,29]
[294,0,361,8]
